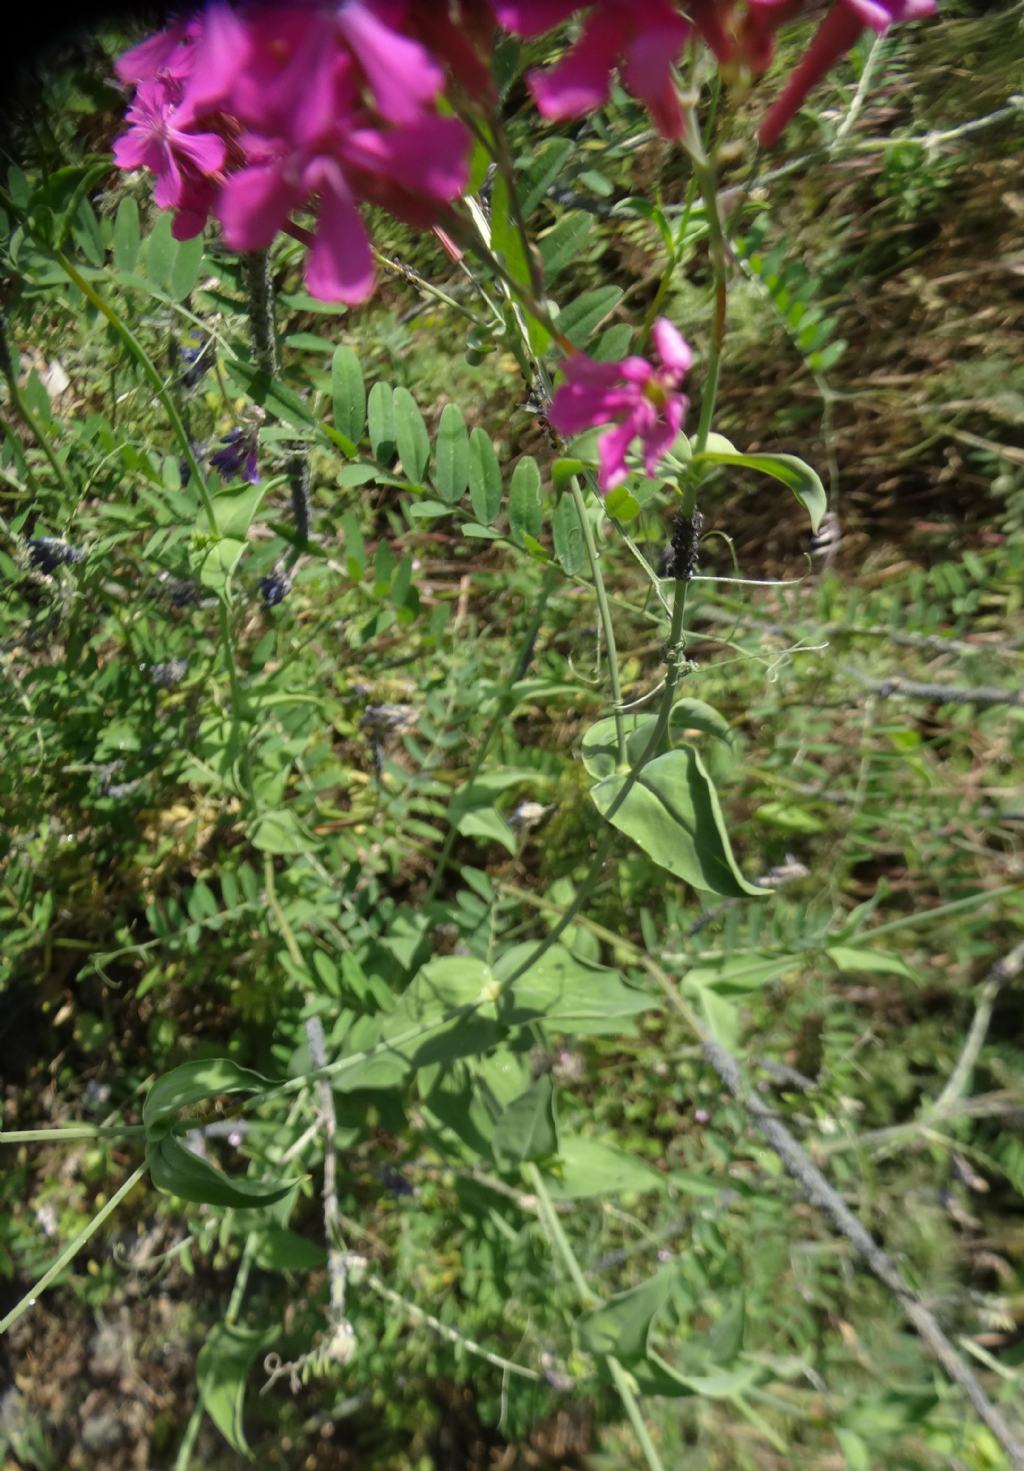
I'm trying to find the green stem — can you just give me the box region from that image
[226,1230,259,1326]
[502,571,692,989]
[0,362,72,499]
[263,851,305,970]
[241,250,278,379]
[374,249,490,329]
[526,1165,666,1471]
[570,477,625,756]
[638,579,689,764]
[422,568,558,909]
[487,111,546,307]
[526,1162,594,1304]
[55,250,217,533]
[0,1124,147,1143]
[175,1233,259,1471]
[0,1163,147,1335]
[685,124,728,457]
[607,1358,670,1471]
[173,1404,204,1471]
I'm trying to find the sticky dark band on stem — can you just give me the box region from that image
[667,508,705,581]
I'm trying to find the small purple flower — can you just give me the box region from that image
[377,1165,415,1198]
[210,427,260,483]
[258,570,292,607]
[548,317,693,494]
[27,537,85,575]
[179,332,213,389]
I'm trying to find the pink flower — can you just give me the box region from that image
[494,0,690,138]
[759,0,936,147]
[114,18,198,85]
[112,76,226,214]
[113,2,474,304]
[688,1,804,72]
[549,318,693,493]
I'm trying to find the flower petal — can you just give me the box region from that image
[217,159,304,251]
[641,401,686,477]
[336,2,443,122]
[597,418,638,493]
[490,1,581,38]
[651,318,693,376]
[306,187,375,304]
[622,18,689,138]
[177,2,250,122]
[528,10,630,119]
[172,128,227,176]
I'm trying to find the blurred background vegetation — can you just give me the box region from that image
[1,3,1022,1467]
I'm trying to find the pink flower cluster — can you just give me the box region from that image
[549,318,692,492]
[113,2,938,305]
[113,2,487,303]
[494,0,936,145]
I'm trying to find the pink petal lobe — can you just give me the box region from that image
[490,1,581,37]
[337,2,443,122]
[306,188,375,303]
[641,407,686,476]
[528,11,630,119]
[622,20,689,138]
[652,319,692,375]
[173,129,227,175]
[115,23,189,84]
[217,160,303,251]
[597,419,638,492]
[758,3,864,147]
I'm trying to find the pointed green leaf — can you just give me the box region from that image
[148,1136,299,1208]
[578,1267,675,1361]
[589,746,765,898]
[591,323,633,362]
[223,358,316,433]
[539,211,593,282]
[468,427,502,524]
[493,1074,559,1164]
[496,942,658,1036]
[331,344,365,443]
[491,169,532,292]
[393,386,430,482]
[552,491,583,573]
[685,952,801,997]
[197,1322,269,1457]
[144,1059,272,1130]
[112,196,140,273]
[433,403,470,504]
[456,807,517,854]
[368,381,396,461]
[210,478,273,539]
[170,233,204,300]
[144,212,177,291]
[518,138,573,217]
[555,287,623,347]
[249,808,314,855]
[826,945,917,978]
[581,703,731,783]
[194,537,246,596]
[508,455,541,545]
[544,1137,666,1199]
[253,1226,327,1273]
[340,509,365,577]
[691,448,826,533]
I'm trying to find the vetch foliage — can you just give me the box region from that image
[4,5,1024,1471]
